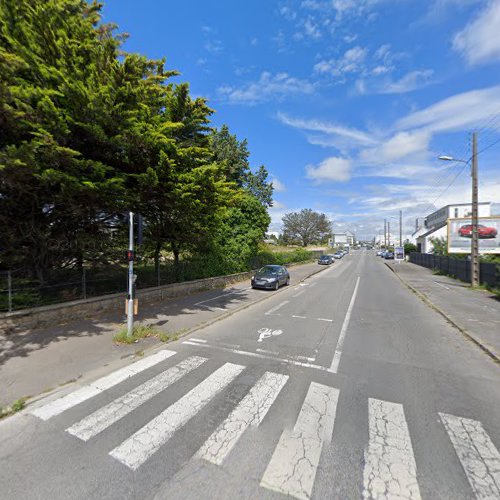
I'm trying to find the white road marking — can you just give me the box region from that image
[330,276,360,373]
[257,327,283,342]
[292,290,305,297]
[363,398,421,500]
[182,341,332,373]
[66,356,207,441]
[197,371,289,465]
[440,412,500,499]
[260,382,339,500]
[189,338,207,343]
[265,301,289,315]
[109,362,244,470]
[317,318,333,322]
[30,350,176,420]
[194,290,233,306]
[292,314,307,319]
[255,348,315,363]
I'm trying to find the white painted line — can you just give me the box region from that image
[182,341,333,373]
[110,362,244,470]
[66,356,207,441]
[440,412,500,499]
[30,350,176,420]
[255,349,315,363]
[330,276,360,373]
[261,382,339,499]
[292,315,307,319]
[363,398,421,500]
[197,372,289,465]
[292,290,305,298]
[317,318,333,322]
[194,290,234,306]
[265,301,289,316]
[295,355,316,362]
[189,338,207,343]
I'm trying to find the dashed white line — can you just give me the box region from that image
[30,350,176,420]
[317,318,333,323]
[189,338,207,343]
[363,398,421,500]
[197,371,289,465]
[66,356,207,441]
[260,382,339,500]
[291,314,307,319]
[265,301,289,315]
[292,290,305,298]
[109,362,245,470]
[440,412,500,499]
[330,276,360,373]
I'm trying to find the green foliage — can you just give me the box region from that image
[430,237,448,256]
[404,243,417,254]
[282,209,332,247]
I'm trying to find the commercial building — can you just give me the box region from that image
[416,202,491,253]
[330,230,355,247]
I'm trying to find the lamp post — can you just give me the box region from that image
[438,132,479,286]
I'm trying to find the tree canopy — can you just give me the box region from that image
[282,209,332,247]
[0,0,273,279]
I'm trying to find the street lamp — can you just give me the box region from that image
[438,132,479,286]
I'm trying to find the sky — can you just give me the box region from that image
[102,0,500,240]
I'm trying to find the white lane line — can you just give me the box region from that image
[109,362,244,470]
[66,356,207,441]
[440,412,500,499]
[30,350,176,421]
[255,349,315,363]
[363,398,421,500]
[260,382,339,500]
[317,318,333,322]
[292,314,307,319]
[183,341,332,373]
[292,290,305,298]
[189,338,207,343]
[197,372,289,465]
[265,301,289,316]
[194,290,233,306]
[329,276,360,373]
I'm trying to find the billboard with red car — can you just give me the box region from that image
[448,217,500,254]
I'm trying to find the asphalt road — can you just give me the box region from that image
[1,250,499,500]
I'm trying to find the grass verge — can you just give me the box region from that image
[0,397,29,420]
[113,325,186,344]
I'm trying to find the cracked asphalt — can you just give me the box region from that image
[0,250,499,500]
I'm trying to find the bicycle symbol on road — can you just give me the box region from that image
[257,327,283,342]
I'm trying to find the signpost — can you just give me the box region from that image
[395,246,405,262]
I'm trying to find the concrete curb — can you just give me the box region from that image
[384,262,499,364]
[22,262,330,409]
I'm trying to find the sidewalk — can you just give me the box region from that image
[385,261,500,362]
[0,261,327,407]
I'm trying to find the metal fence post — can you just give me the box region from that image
[7,271,12,312]
[82,267,87,299]
[157,263,161,287]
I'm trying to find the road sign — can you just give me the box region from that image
[395,247,405,261]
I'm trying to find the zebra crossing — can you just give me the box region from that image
[29,349,500,499]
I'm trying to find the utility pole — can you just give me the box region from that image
[384,219,387,248]
[127,211,134,337]
[399,210,403,247]
[471,132,479,287]
[388,221,391,247]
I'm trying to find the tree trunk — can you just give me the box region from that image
[154,240,161,276]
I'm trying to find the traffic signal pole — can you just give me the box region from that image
[127,211,134,338]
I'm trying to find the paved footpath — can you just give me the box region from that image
[385,260,500,362]
[0,260,329,407]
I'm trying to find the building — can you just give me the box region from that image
[330,230,355,247]
[416,202,491,253]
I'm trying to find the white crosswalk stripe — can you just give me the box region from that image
[440,412,500,500]
[363,398,421,500]
[196,371,289,465]
[30,350,176,420]
[66,356,207,441]
[260,382,339,500]
[109,362,245,470]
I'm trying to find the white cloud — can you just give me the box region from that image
[304,18,322,39]
[314,46,368,76]
[277,112,379,148]
[271,176,286,192]
[453,0,500,65]
[271,200,286,209]
[360,130,431,163]
[375,69,435,94]
[306,157,352,182]
[397,85,500,133]
[218,72,315,105]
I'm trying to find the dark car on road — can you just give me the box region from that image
[251,265,290,290]
[318,255,334,265]
[458,224,498,239]
[384,251,395,259]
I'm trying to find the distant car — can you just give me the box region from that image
[376,250,384,256]
[251,265,290,290]
[333,251,343,259]
[384,251,395,259]
[318,255,333,265]
[458,224,497,239]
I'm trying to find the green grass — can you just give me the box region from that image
[0,397,29,420]
[113,325,188,344]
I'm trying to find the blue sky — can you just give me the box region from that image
[103,0,500,240]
